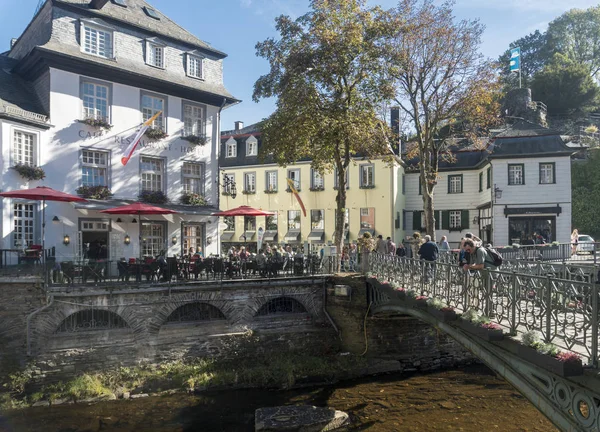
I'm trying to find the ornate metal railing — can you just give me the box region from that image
[368,253,599,367]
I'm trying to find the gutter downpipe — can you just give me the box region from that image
[27,294,54,356]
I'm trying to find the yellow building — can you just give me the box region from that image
[218,122,405,252]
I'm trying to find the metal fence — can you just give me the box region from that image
[367,253,599,367]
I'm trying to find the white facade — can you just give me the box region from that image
[0,0,237,263]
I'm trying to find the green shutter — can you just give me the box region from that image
[435,211,440,230]
[412,211,421,230]
[461,210,470,230]
[447,176,451,193]
[418,178,422,195]
[487,168,491,188]
[442,211,450,230]
[479,173,482,192]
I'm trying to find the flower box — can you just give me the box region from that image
[264,189,278,194]
[76,185,112,200]
[77,118,112,129]
[516,345,583,377]
[395,289,407,301]
[180,192,207,206]
[428,307,457,322]
[457,320,504,341]
[181,135,207,145]
[145,128,168,141]
[139,190,168,204]
[11,164,45,181]
[412,297,428,309]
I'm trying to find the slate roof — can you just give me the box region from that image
[491,119,562,138]
[489,120,574,158]
[0,55,48,125]
[54,0,226,57]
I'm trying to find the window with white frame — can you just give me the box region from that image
[140,157,164,192]
[450,210,461,229]
[288,169,301,191]
[226,138,237,158]
[311,209,324,230]
[360,208,375,230]
[81,150,108,187]
[224,216,235,231]
[223,174,235,195]
[244,172,256,193]
[82,24,112,58]
[359,164,374,187]
[334,168,349,189]
[13,203,35,247]
[266,171,278,192]
[448,175,462,194]
[508,164,524,185]
[539,163,555,184]
[146,42,165,68]
[311,169,324,190]
[244,216,256,231]
[141,222,165,257]
[183,103,204,137]
[13,130,35,166]
[288,210,301,230]
[187,54,204,79]
[182,162,203,194]
[82,81,109,121]
[183,223,203,253]
[141,93,166,131]
[246,139,257,156]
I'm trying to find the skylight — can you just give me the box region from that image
[112,0,127,6]
[143,6,160,20]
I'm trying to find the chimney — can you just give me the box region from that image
[234,121,244,132]
[10,38,17,49]
[90,0,110,10]
[390,107,401,155]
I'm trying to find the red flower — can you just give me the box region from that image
[416,295,428,301]
[440,307,455,312]
[481,323,502,330]
[556,351,581,363]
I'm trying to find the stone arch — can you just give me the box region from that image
[54,309,130,333]
[163,302,226,324]
[254,296,308,317]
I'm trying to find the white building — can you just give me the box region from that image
[404,120,574,247]
[1,0,238,263]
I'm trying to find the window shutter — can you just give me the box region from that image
[418,178,422,195]
[435,210,440,230]
[461,210,470,229]
[412,211,421,230]
[479,173,482,192]
[447,176,451,194]
[442,211,450,230]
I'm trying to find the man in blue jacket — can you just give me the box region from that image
[418,235,439,282]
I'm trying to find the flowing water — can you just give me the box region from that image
[0,365,556,432]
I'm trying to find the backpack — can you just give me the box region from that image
[482,246,503,267]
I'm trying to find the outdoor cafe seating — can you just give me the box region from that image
[18,245,43,265]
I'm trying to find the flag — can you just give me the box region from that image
[509,47,520,72]
[121,111,162,166]
[286,178,307,217]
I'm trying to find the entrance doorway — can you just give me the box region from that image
[79,219,111,260]
[508,216,555,245]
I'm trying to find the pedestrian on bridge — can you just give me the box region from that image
[418,235,439,282]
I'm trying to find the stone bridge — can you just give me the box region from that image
[367,253,600,432]
[0,276,334,382]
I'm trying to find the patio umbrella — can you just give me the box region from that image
[100,202,179,259]
[0,186,87,286]
[212,205,274,217]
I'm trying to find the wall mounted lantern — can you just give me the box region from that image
[494,184,503,203]
[124,235,131,245]
[63,234,71,246]
[171,235,177,245]
[206,236,212,245]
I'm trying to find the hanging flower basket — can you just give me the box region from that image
[180,192,207,206]
[145,128,168,141]
[76,185,112,200]
[181,135,207,146]
[11,164,45,181]
[77,118,112,129]
[139,190,168,204]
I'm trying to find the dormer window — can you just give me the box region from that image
[186,53,204,79]
[143,6,160,20]
[226,138,237,158]
[112,0,127,7]
[80,21,113,59]
[145,39,165,69]
[246,138,257,156]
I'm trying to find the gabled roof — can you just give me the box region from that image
[54,0,226,58]
[221,122,263,137]
[0,55,48,126]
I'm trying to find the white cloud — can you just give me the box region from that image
[454,0,598,12]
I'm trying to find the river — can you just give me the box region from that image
[0,365,556,431]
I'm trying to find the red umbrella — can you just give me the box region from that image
[100,202,179,259]
[0,187,87,286]
[212,205,274,217]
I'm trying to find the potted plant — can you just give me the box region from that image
[145,127,168,141]
[242,189,256,195]
[427,298,457,322]
[77,117,112,129]
[309,186,325,192]
[515,331,583,377]
[181,135,207,145]
[456,309,504,341]
[264,188,278,194]
[139,190,168,204]
[11,164,45,181]
[76,185,112,200]
[180,192,207,206]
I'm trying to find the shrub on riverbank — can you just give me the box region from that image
[0,353,367,409]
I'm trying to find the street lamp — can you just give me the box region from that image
[494,184,503,203]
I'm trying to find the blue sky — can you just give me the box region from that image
[1,0,598,129]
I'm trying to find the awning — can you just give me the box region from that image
[73,198,219,215]
[239,231,256,241]
[263,230,278,242]
[284,230,301,242]
[358,228,375,237]
[220,231,235,242]
[308,230,324,242]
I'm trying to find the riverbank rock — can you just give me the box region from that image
[255,405,349,431]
